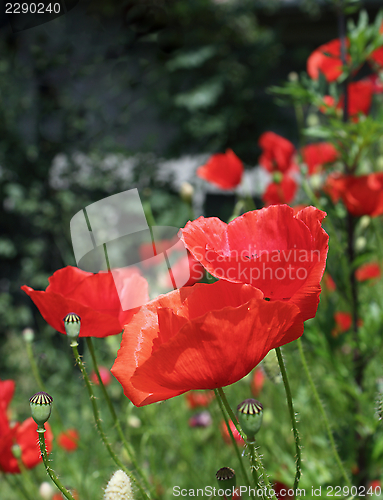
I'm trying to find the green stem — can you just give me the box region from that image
[85,338,156,498]
[3,473,34,500]
[297,338,352,487]
[25,339,65,428]
[247,440,259,491]
[214,388,252,491]
[275,347,301,490]
[70,341,151,500]
[216,388,276,499]
[38,428,76,500]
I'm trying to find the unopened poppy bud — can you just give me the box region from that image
[11,443,22,460]
[64,313,81,343]
[216,467,236,493]
[104,470,134,500]
[237,399,263,441]
[30,392,53,431]
[272,171,283,184]
[180,181,194,204]
[262,350,281,384]
[22,327,34,343]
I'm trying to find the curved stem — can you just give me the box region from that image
[275,347,301,490]
[37,428,76,500]
[70,341,151,500]
[214,388,251,491]
[85,338,155,498]
[297,338,352,487]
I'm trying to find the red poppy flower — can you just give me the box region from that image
[355,262,381,282]
[273,481,295,499]
[111,280,303,406]
[57,429,79,452]
[334,312,352,332]
[325,172,383,217]
[251,367,264,397]
[197,149,244,190]
[307,38,349,82]
[91,366,112,386]
[262,175,297,206]
[0,380,53,473]
[221,420,244,446]
[258,132,296,173]
[322,273,336,292]
[185,390,215,410]
[301,143,339,175]
[21,266,149,338]
[181,205,328,321]
[321,80,374,121]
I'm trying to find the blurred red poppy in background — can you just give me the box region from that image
[185,390,215,410]
[307,38,349,82]
[91,366,112,386]
[273,481,295,499]
[0,380,53,473]
[21,266,149,337]
[301,142,339,175]
[355,262,381,282]
[251,367,265,397]
[181,205,329,321]
[321,80,373,121]
[197,149,244,190]
[262,175,297,206]
[258,132,296,173]
[325,172,383,217]
[221,419,244,446]
[112,280,303,406]
[57,429,79,452]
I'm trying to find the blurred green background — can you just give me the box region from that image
[2,1,383,498]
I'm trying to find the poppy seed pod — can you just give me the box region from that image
[30,392,53,431]
[216,467,236,492]
[237,399,263,441]
[64,313,81,342]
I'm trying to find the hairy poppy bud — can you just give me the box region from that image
[104,470,134,500]
[216,467,236,495]
[237,399,263,441]
[30,392,53,431]
[64,313,81,343]
[22,327,34,343]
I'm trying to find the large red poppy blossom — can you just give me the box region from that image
[355,262,381,282]
[111,280,303,406]
[258,132,296,173]
[197,149,244,190]
[301,143,339,175]
[262,175,297,206]
[0,380,53,473]
[21,266,149,337]
[307,38,349,82]
[181,205,328,321]
[325,172,383,217]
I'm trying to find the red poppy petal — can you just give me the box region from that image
[46,266,93,295]
[21,286,124,337]
[130,299,303,404]
[0,380,15,412]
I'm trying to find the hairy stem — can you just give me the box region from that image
[275,347,301,490]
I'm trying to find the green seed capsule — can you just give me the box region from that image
[30,392,53,430]
[237,399,263,441]
[63,313,81,342]
[216,467,236,492]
